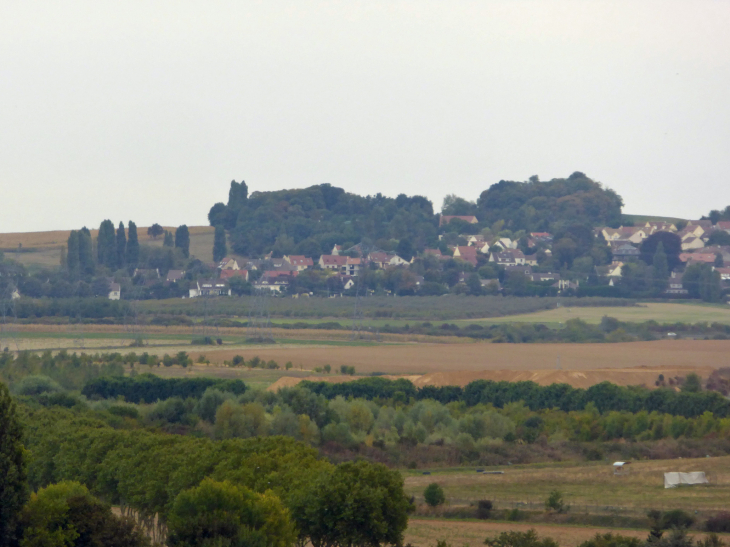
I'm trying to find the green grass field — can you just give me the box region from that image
[456,302,730,327]
[404,455,730,513]
[204,302,730,328]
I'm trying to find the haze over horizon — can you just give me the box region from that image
[1,1,729,233]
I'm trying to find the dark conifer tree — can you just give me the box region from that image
[78,228,94,274]
[116,222,127,269]
[175,225,190,258]
[213,225,227,262]
[66,231,80,276]
[126,221,140,266]
[97,220,116,269]
[163,231,174,247]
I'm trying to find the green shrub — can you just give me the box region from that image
[13,375,63,397]
[661,509,695,529]
[424,483,445,507]
[577,533,642,547]
[506,509,527,521]
[545,490,568,513]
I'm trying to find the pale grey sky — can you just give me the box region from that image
[1,1,729,233]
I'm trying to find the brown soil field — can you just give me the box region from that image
[183,339,730,375]
[404,519,727,547]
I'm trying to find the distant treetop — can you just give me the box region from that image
[476,172,623,232]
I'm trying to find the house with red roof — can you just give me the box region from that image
[319,255,348,271]
[220,269,249,281]
[453,246,478,266]
[284,255,314,271]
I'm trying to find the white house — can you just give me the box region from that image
[108,283,121,300]
[189,280,231,297]
[218,257,240,270]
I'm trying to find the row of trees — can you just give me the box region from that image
[64,222,190,277]
[82,373,247,403]
[301,377,730,418]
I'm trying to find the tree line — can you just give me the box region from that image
[82,374,247,403]
[65,221,191,276]
[301,377,730,419]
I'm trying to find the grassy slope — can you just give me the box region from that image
[404,455,730,512]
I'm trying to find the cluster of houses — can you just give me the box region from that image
[204,246,413,295]
[102,216,730,299]
[595,220,730,294]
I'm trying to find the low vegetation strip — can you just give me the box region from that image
[139,296,636,321]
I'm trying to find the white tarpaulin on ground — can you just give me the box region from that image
[664,472,708,488]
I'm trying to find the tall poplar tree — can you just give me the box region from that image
[213,225,227,262]
[78,227,94,274]
[163,231,174,247]
[66,231,80,276]
[97,220,116,268]
[175,225,190,258]
[116,221,127,269]
[126,221,140,266]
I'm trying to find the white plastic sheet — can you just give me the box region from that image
[664,472,708,488]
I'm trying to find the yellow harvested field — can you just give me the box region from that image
[0,226,215,264]
[466,303,730,326]
[183,339,730,375]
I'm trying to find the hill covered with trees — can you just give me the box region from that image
[475,172,624,232]
[207,173,624,258]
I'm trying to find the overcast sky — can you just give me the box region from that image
[1,1,729,233]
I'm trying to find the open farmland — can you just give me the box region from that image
[5,323,729,389]
[182,339,730,376]
[404,455,730,513]
[460,303,730,327]
[404,519,725,547]
[0,225,215,268]
[403,519,646,547]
